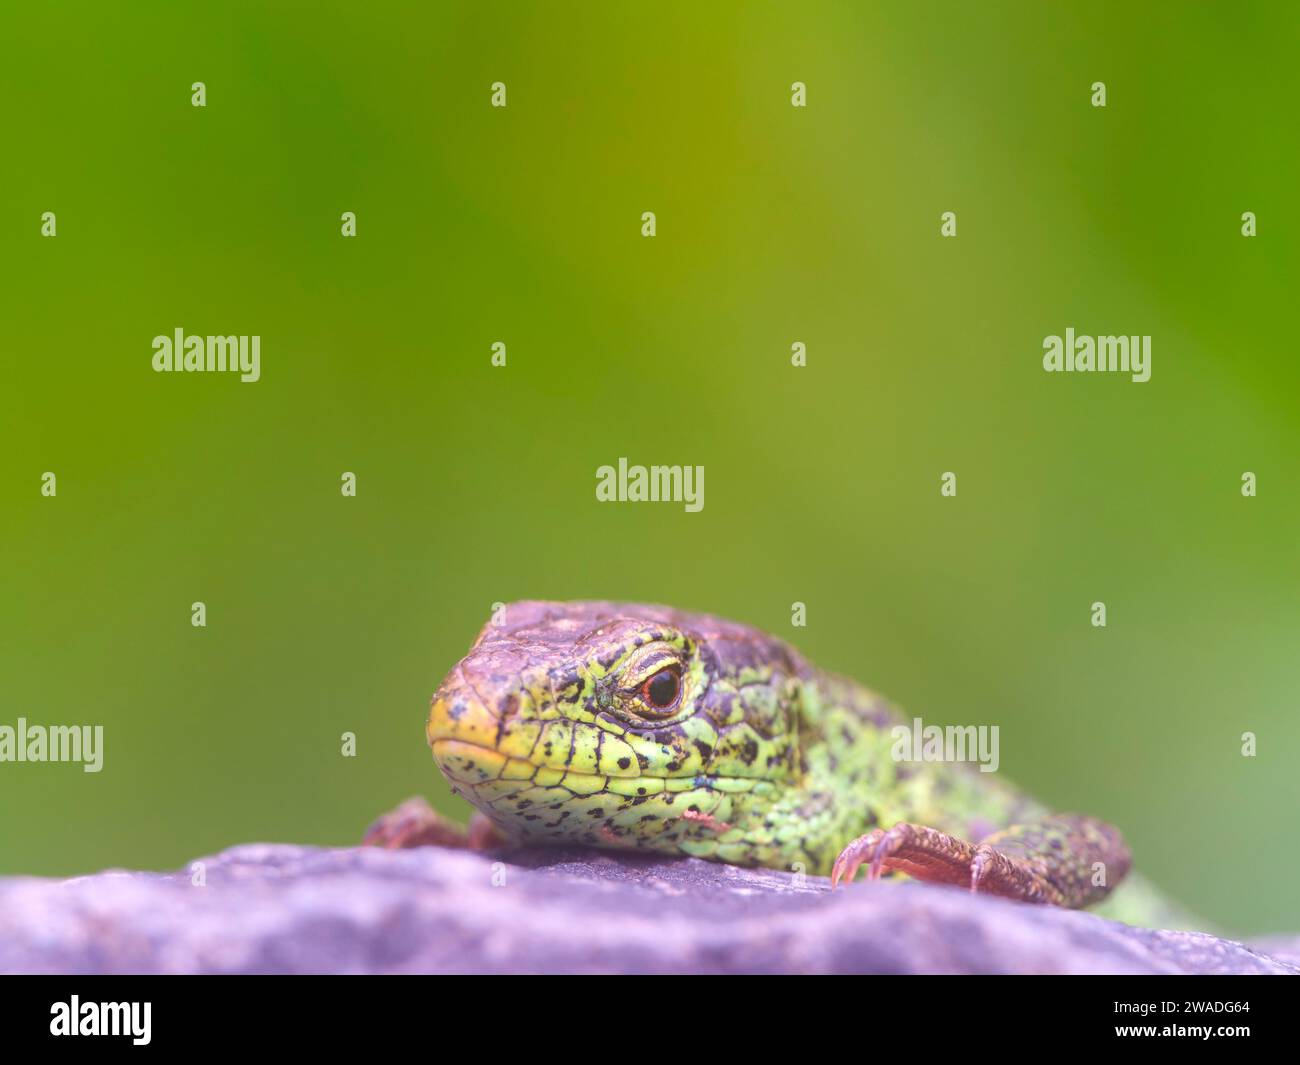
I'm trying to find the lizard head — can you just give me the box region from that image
[426,600,810,863]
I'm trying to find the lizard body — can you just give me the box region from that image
[372,601,1195,927]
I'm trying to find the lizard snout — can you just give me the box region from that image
[426,665,504,751]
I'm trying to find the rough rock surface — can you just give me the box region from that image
[1,844,1295,975]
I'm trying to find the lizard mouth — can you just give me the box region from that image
[430,737,760,857]
[432,738,688,789]
[426,690,772,860]
[429,737,761,796]
[431,738,551,785]
[424,686,774,863]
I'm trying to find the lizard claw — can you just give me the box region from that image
[831,822,979,891]
[830,828,885,888]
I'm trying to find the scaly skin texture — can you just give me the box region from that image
[389,601,1192,924]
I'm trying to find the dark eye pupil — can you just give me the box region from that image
[645,669,679,709]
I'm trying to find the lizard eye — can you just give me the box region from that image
[639,666,681,712]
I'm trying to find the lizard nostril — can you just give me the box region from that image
[427,680,500,750]
[457,662,505,720]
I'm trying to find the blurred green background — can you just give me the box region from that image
[2,2,1296,934]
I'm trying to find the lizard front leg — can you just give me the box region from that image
[362,795,505,850]
[831,814,1131,908]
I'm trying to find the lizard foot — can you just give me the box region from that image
[831,815,1129,908]
[831,823,982,891]
[362,796,504,850]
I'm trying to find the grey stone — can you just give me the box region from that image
[0,844,1295,975]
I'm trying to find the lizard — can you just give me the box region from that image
[365,600,1197,927]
